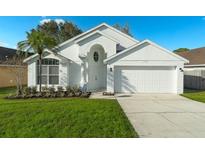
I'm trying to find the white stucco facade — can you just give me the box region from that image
[24,23,188,94]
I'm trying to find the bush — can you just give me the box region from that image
[65,86,72,96]
[31,86,37,94]
[23,87,31,95]
[6,85,90,99]
[42,86,49,92]
[48,86,56,98]
[71,85,81,96]
[57,86,65,97]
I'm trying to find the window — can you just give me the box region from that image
[36,58,59,85]
[93,51,99,62]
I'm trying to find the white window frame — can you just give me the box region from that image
[36,59,59,85]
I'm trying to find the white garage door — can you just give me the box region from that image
[114,66,177,93]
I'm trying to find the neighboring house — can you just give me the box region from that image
[177,47,205,89]
[24,23,188,94]
[0,46,27,87]
[0,46,16,62]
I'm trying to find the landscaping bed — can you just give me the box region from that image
[5,86,91,99]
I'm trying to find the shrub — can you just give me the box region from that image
[41,86,49,97]
[71,85,81,96]
[57,86,65,97]
[65,86,72,96]
[23,87,32,95]
[42,86,49,92]
[48,86,55,94]
[48,86,56,97]
[31,86,37,94]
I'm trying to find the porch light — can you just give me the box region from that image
[110,67,113,72]
[179,68,184,72]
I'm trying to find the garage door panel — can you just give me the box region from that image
[114,66,176,93]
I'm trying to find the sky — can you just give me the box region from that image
[0,16,205,51]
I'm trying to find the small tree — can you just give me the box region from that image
[3,54,26,95]
[17,29,57,93]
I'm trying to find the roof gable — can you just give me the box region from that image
[104,40,189,64]
[23,49,70,63]
[58,23,138,48]
[74,30,119,44]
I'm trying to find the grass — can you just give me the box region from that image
[181,89,205,103]
[0,87,137,138]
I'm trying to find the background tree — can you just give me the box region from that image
[113,23,133,36]
[17,29,58,93]
[173,48,190,53]
[37,20,82,44]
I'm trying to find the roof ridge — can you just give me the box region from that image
[0,46,16,51]
[190,46,205,51]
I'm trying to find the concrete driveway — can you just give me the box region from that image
[116,94,205,138]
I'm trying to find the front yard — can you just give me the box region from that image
[182,89,205,103]
[0,87,137,138]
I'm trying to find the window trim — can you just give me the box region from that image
[36,59,59,85]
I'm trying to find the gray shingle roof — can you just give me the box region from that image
[0,46,16,62]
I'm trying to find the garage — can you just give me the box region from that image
[104,40,189,94]
[114,66,177,93]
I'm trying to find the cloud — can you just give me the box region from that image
[39,18,65,25]
[54,19,65,24]
[0,41,9,47]
[40,19,51,25]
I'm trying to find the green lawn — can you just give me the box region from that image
[0,87,137,138]
[181,89,205,103]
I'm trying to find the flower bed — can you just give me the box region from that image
[5,86,91,99]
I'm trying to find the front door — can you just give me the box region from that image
[87,44,106,91]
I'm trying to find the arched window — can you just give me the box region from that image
[36,58,59,85]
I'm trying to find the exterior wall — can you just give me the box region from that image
[68,61,81,86]
[28,61,36,87]
[106,65,114,92]
[59,44,82,86]
[0,65,27,87]
[176,63,184,94]
[98,25,137,48]
[60,44,81,62]
[78,34,117,58]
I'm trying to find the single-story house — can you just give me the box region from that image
[0,46,27,87]
[177,47,205,89]
[24,23,188,94]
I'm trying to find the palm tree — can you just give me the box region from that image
[18,29,57,93]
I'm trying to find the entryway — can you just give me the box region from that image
[87,44,107,91]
